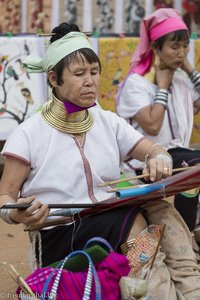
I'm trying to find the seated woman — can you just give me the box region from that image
[0,22,199,299]
[117,8,200,258]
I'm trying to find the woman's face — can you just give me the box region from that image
[49,54,100,107]
[155,37,190,70]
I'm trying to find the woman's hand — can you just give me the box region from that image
[180,57,194,76]
[154,64,174,89]
[9,195,49,228]
[142,157,173,182]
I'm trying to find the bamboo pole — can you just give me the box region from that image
[98,166,193,187]
[9,264,39,299]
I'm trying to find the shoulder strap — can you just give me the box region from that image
[41,250,101,300]
[83,237,114,252]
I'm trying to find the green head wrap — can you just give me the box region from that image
[22,32,94,73]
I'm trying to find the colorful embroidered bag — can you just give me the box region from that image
[121,224,164,279]
[17,237,130,300]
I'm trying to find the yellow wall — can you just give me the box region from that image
[190,40,200,145]
[98,37,139,112]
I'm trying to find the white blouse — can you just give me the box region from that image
[117,70,200,149]
[2,105,144,205]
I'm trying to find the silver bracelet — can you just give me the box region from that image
[153,99,168,108]
[0,203,19,224]
[153,89,168,109]
[189,69,200,88]
[152,153,173,165]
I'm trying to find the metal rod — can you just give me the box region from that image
[0,203,103,210]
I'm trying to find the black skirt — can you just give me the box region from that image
[38,206,143,267]
[168,147,200,167]
[168,147,200,231]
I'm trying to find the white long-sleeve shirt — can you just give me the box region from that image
[2,105,144,205]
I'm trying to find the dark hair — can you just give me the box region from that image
[152,29,190,50]
[48,23,101,86]
[50,22,80,43]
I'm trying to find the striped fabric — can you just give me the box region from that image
[17,248,130,300]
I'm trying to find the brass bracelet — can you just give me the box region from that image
[144,143,159,164]
[120,238,136,255]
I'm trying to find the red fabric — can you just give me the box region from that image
[182,1,198,13]
[17,252,130,300]
[128,8,188,75]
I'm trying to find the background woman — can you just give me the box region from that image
[117,8,200,258]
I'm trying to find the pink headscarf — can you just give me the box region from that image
[129,8,188,76]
